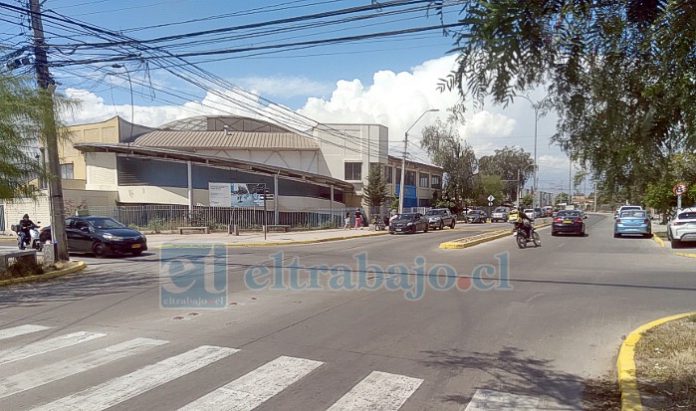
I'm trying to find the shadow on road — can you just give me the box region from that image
[421,347,620,410]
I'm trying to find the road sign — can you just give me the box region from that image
[488,202,493,207]
[487,195,495,202]
[673,182,688,196]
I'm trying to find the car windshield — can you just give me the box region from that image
[86,217,125,229]
[395,214,416,221]
[425,210,445,216]
[677,212,696,220]
[494,208,506,212]
[621,211,645,218]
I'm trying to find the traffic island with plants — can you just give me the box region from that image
[634,314,696,410]
[0,258,85,286]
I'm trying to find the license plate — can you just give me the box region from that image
[131,244,142,249]
[563,220,572,224]
[396,229,402,232]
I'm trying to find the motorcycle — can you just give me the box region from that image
[514,222,541,249]
[13,222,43,251]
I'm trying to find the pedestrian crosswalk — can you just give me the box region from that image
[0,324,424,411]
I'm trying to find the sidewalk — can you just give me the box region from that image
[145,228,388,248]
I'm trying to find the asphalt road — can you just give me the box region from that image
[1,215,694,410]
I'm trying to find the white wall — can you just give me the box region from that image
[85,152,118,191]
[3,194,52,234]
[314,124,389,195]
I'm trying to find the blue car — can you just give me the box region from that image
[614,210,652,238]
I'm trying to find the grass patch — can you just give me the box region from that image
[0,258,44,281]
[634,316,696,410]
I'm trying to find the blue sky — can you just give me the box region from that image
[0,0,582,194]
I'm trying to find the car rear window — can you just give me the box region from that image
[621,211,645,218]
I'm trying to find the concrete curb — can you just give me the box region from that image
[674,252,696,259]
[0,261,87,287]
[439,222,552,250]
[616,312,696,411]
[651,234,665,248]
[150,231,390,249]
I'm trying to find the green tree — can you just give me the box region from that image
[475,175,505,206]
[478,146,534,201]
[554,193,570,205]
[433,1,695,202]
[363,163,388,207]
[420,119,478,210]
[0,75,50,200]
[520,194,534,209]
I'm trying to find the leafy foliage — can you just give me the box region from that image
[478,146,534,201]
[420,119,478,208]
[433,0,696,201]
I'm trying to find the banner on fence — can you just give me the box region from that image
[209,182,265,208]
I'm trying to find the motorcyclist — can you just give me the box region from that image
[17,214,38,250]
[513,209,533,239]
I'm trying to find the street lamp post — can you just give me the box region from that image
[399,109,439,214]
[518,95,544,209]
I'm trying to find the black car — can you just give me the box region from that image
[551,210,587,236]
[389,213,429,234]
[465,210,487,223]
[40,216,147,257]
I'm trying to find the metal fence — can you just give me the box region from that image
[70,205,361,232]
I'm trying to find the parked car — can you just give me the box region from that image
[40,216,148,257]
[534,208,543,219]
[465,210,487,223]
[666,208,696,248]
[424,208,456,230]
[542,206,553,217]
[551,210,587,236]
[614,210,651,238]
[388,213,429,234]
[523,209,536,219]
[491,207,511,223]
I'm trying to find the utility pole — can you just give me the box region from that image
[29,0,69,261]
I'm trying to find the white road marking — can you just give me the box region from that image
[464,389,540,410]
[0,331,105,366]
[326,370,423,411]
[179,355,323,411]
[0,324,50,341]
[0,337,168,399]
[31,345,239,411]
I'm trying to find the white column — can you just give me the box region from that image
[187,161,193,214]
[274,174,279,224]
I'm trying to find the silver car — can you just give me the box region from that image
[666,208,696,248]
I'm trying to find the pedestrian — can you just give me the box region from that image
[344,212,351,230]
[354,209,363,230]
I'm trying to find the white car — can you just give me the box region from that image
[666,208,696,248]
[523,209,536,219]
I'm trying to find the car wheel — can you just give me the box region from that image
[131,249,143,256]
[439,221,444,230]
[614,233,620,238]
[551,231,557,236]
[450,221,456,229]
[424,225,429,233]
[671,239,681,248]
[92,242,107,258]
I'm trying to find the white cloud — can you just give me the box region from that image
[538,154,570,170]
[234,76,331,99]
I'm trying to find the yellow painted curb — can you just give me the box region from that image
[439,222,552,250]
[151,231,390,249]
[651,234,665,248]
[0,261,87,287]
[616,312,696,411]
[674,252,696,259]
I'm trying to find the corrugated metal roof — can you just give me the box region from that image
[134,130,319,150]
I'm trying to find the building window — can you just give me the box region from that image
[384,166,393,183]
[431,175,442,189]
[344,162,362,181]
[419,173,429,187]
[60,163,74,179]
[405,170,416,186]
[395,168,401,185]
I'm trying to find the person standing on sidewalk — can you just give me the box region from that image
[344,212,351,230]
[354,209,363,230]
